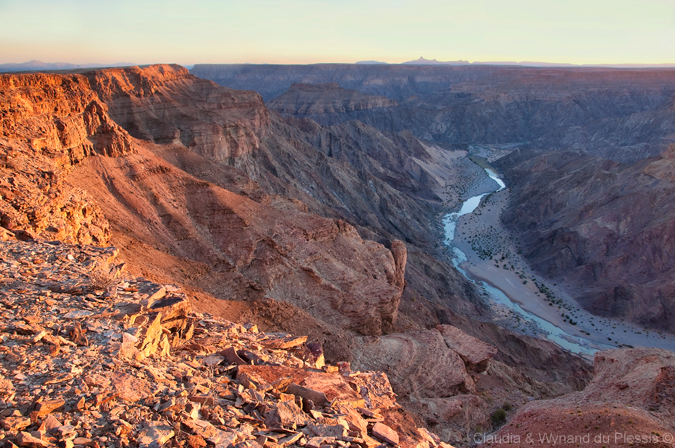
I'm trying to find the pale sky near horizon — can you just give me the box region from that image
[1,0,674,66]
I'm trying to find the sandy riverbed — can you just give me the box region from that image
[452,175,675,352]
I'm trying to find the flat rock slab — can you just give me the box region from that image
[111,372,152,402]
[437,325,497,372]
[62,310,93,319]
[372,423,399,446]
[259,333,307,350]
[137,422,175,448]
[237,365,362,406]
[265,401,309,428]
[35,398,65,416]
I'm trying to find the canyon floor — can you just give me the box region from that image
[450,163,675,354]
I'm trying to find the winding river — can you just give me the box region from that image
[443,168,603,356]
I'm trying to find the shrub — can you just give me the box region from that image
[491,408,507,426]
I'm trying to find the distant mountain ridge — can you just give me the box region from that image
[395,57,675,68]
[0,59,134,72]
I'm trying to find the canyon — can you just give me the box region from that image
[194,63,675,333]
[1,63,674,447]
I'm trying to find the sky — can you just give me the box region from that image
[1,0,674,66]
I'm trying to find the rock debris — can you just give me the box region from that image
[0,239,454,448]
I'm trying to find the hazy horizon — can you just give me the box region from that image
[1,0,674,66]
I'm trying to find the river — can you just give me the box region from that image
[443,168,604,356]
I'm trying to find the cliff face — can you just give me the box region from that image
[0,72,134,245]
[86,64,269,161]
[268,82,397,124]
[496,148,675,331]
[0,66,407,355]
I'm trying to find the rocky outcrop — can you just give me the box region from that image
[436,325,497,373]
[495,348,675,446]
[86,64,269,161]
[0,71,134,245]
[496,147,675,331]
[350,325,500,443]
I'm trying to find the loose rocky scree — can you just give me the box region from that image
[0,238,454,448]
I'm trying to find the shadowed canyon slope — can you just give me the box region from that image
[495,147,675,331]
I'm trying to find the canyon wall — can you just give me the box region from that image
[193,64,675,161]
[496,147,675,331]
[87,64,269,161]
[0,71,134,245]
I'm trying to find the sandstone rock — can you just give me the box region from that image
[372,423,399,446]
[111,372,152,402]
[259,333,308,350]
[39,415,61,433]
[186,435,207,448]
[436,325,497,372]
[264,401,309,429]
[149,294,191,322]
[285,384,328,408]
[34,398,65,417]
[307,424,347,438]
[2,416,31,431]
[137,313,164,358]
[136,422,175,448]
[16,432,47,448]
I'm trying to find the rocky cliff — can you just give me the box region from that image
[0,71,134,245]
[86,65,269,162]
[267,83,396,125]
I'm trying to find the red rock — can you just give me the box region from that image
[2,416,31,431]
[110,372,152,402]
[264,401,309,429]
[136,422,175,448]
[436,325,497,372]
[259,333,307,350]
[16,432,47,448]
[186,435,207,448]
[285,384,327,408]
[371,423,399,446]
[34,398,65,417]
